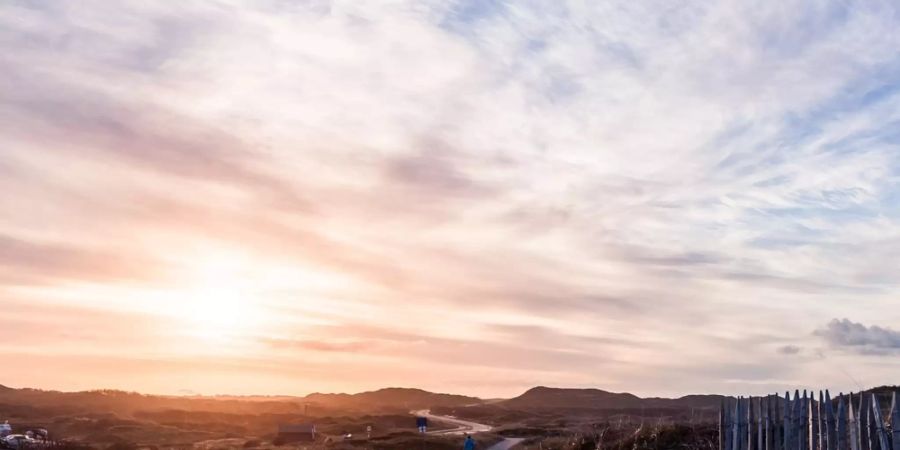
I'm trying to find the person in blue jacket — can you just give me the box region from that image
[464,434,475,450]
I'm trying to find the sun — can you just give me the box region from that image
[162,248,348,343]
[188,283,245,330]
[175,253,260,340]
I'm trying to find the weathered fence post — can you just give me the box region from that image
[871,394,890,450]
[785,392,794,450]
[869,399,878,450]
[744,397,752,450]
[811,392,820,450]
[721,399,728,450]
[767,395,775,450]
[826,390,836,450]
[889,392,899,450]
[791,389,806,450]
[801,391,809,450]
[726,398,731,450]
[819,391,828,450]
[719,398,731,450]
[849,393,860,450]
[735,397,744,450]
[776,394,784,450]
[858,392,870,450]
[750,397,758,450]
[745,397,751,450]
[759,397,765,450]
[837,394,848,450]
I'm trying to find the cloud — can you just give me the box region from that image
[814,319,900,354]
[0,233,165,284]
[777,345,802,355]
[383,149,489,197]
[264,338,376,353]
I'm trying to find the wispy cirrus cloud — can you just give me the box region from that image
[1,0,900,397]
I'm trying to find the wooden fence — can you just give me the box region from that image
[719,391,900,450]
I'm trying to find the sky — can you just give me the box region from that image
[1,0,900,399]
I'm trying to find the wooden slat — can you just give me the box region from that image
[849,393,860,450]
[720,399,727,450]
[775,394,784,450]
[785,392,794,450]
[858,392,870,450]
[767,395,775,450]
[837,394,847,450]
[811,392,820,450]
[870,393,890,450]
[758,397,765,450]
[826,390,836,450]
[734,397,743,450]
[819,391,828,450]
[868,398,877,450]
[801,391,809,450]
[890,392,899,450]
[796,391,802,450]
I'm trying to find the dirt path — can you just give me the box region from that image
[410,409,493,435]
[486,437,524,450]
[411,410,523,449]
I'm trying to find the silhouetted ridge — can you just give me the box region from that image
[303,387,481,411]
[501,386,644,409]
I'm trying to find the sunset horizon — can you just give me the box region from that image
[1,382,896,404]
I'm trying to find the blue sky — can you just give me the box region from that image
[0,0,899,397]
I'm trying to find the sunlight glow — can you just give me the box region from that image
[174,252,261,341]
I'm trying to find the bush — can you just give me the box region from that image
[104,443,137,450]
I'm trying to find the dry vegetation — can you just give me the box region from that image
[0,387,461,450]
[511,423,717,450]
[0,385,750,450]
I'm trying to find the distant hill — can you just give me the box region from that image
[0,386,310,417]
[501,386,644,409]
[304,387,482,412]
[0,385,482,418]
[497,386,728,411]
[495,386,900,415]
[3,383,894,421]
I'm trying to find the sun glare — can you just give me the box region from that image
[156,247,359,345]
[174,253,260,341]
[189,283,245,329]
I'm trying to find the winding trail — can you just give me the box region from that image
[411,410,522,450]
[486,437,524,450]
[411,409,492,435]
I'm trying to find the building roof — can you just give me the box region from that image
[278,424,316,434]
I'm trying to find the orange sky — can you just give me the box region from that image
[2,1,900,398]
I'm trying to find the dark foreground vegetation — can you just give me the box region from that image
[511,423,717,450]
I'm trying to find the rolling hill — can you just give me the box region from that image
[495,386,729,412]
[304,387,482,412]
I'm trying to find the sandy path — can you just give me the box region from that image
[486,437,524,450]
[411,410,523,449]
[410,409,493,435]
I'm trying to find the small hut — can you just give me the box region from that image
[276,423,317,443]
